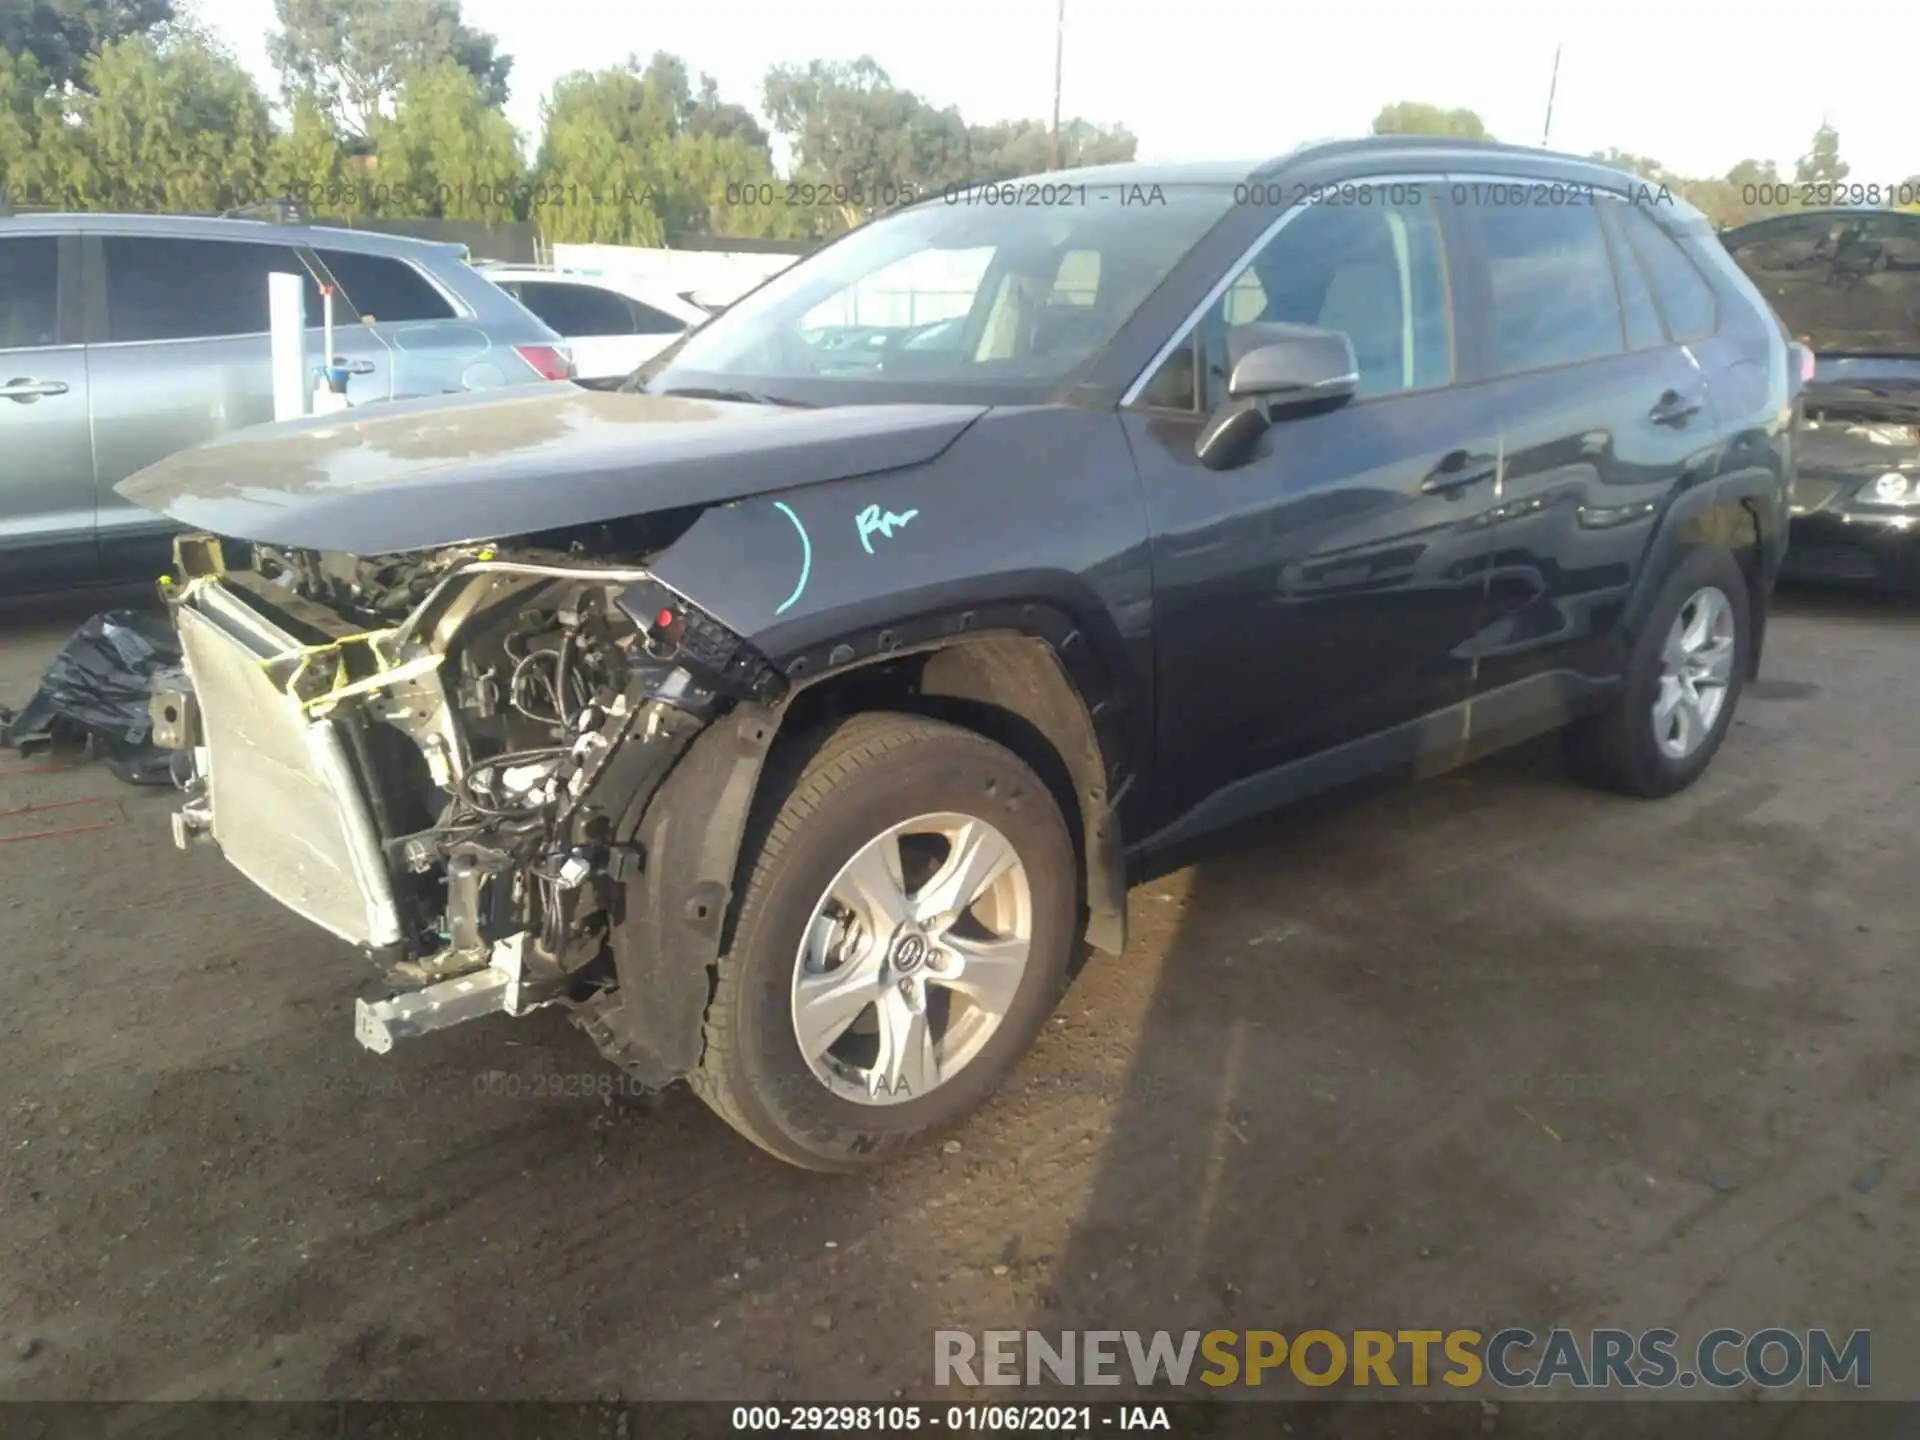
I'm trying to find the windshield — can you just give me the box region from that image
[1723,212,1920,357]
[636,182,1237,401]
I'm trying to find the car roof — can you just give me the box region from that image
[0,210,469,258]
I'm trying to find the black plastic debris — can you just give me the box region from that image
[0,610,184,786]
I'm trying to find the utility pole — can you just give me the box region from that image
[1541,43,1562,148]
[1049,0,1065,170]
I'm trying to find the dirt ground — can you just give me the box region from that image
[0,582,1914,1417]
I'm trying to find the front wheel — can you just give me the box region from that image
[693,713,1078,1170]
[1568,547,1751,798]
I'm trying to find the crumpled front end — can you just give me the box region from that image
[154,532,785,1052]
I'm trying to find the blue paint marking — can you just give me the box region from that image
[857,503,920,555]
[773,501,811,616]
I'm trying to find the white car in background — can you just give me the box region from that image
[480,266,713,387]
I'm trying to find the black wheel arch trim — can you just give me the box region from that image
[579,608,1135,1088]
[1626,472,1784,679]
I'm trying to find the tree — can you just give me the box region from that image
[1589,149,1676,185]
[268,0,511,140]
[531,55,807,244]
[964,117,1136,181]
[1724,158,1780,190]
[532,60,680,245]
[1370,102,1490,140]
[684,74,768,153]
[665,130,815,242]
[70,34,275,213]
[268,93,354,213]
[366,59,523,219]
[0,0,175,93]
[0,49,86,206]
[764,57,973,231]
[1794,122,1849,185]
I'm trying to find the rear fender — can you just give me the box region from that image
[1626,474,1783,678]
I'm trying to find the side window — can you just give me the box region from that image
[1599,203,1667,350]
[1480,204,1624,375]
[0,236,59,349]
[1137,189,1451,411]
[515,281,636,336]
[103,237,317,343]
[313,249,455,323]
[1613,203,1718,342]
[627,300,689,336]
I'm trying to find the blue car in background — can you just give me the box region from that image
[0,212,573,592]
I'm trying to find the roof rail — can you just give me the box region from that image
[220,197,310,224]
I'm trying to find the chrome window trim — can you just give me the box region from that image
[1118,170,1444,409]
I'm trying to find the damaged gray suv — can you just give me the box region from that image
[125,140,1795,1170]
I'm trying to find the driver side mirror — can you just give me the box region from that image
[1196,322,1359,472]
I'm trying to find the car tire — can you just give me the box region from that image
[1567,547,1752,798]
[692,712,1077,1171]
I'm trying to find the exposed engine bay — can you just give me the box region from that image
[154,529,786,1060]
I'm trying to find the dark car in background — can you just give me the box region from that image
[123,139,1794,1170]
[0,213,573,593]
[1723,209,1920,589]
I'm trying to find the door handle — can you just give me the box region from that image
[0,377,70,403]
[1421,448,1497,495]
[1649,389,1703,426]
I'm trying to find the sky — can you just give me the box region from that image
[193,0,1920,184]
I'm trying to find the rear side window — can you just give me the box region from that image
[514,281,639,336]
[0,236,60,349]
[1599,203,1667,350]
[1613,203,1718,342]
[628,300,687,335]
[1480,205,1624,375]
[103,236,319,343]
[313,249,456,324]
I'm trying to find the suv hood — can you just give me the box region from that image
[115,385,987,553]
[1722,210,1920,361]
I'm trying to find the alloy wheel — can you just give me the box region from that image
[1652,585,1737,760]
[790,812,1032,1106]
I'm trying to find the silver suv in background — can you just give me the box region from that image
[0,213,573,592]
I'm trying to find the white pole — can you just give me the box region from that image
[322,284,336,374]
[310,285,353,415]
[268,271,307,422]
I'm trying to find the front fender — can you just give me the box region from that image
[642,406,1158,820]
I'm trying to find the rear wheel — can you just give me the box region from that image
[1568,547,1750,797]
[693,713,1077,1171]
